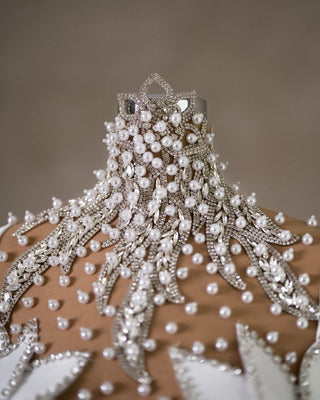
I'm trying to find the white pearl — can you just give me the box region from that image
[142,151,153,163]
[7,211,18,226]
[57,316,70,330]
[256,215,267,228]
[274,212,285,225]
[150,141,162,153]
[192,113,204,125]
[59,275,70,287]
[194,233,205,244]
[120,267,132,279]
[124,228,137,242]
[198,203,209,215]
[307,215,318,227]
[48,299,60,311]
[169,112,182,126]
[133,214,145,226]
[166,164,177,176]
[192,253,203,265]
[283,248,294,262]
[223,263,235,275]
[94,169,106,180]
[296,317,308,330]
[109,228,120,240]
[66,220,78,232]
[24,210,36,223]
[154,120,167,133]
[102,347,115,360]
[104,305,116,317]
[185,302,198,315]
[279,230,292,241]
[165,205,176,216]
[48,236,59,249]
[52,197,63,209]
[167,182,178,193]
[182,244,193,255]
[270,303,282,315]
[84,262,96,275]
[17,235,28,246]
[77,389,92,400]
[80,327,93,341]
[302,233,313,245]
[33,342,46,355]
[296,295,309,307]
[186,133,198,144]
[215,337,228,352]
[266,331,279,344]
[0,301,10,313]
[209,223,221,235]
[219,306,231,318]
[154,293,166,306]
[149,229,161,241]
[176,267,189,280]
[246,193,257,206]
[206,262,218,274]
[246,265,258,277]
[178,155,189,167]
[22,297,34,308]
[139,177,150,189]
[144,130,155,143]
[214,188,225,200]
[215,243,226,256]
[230,195,241,207]
[90,240,101,252]
[230,243,242,255]
[189,180,201,191]
[48,256,59,266]
[33,274,44,286]
[165,321,178,334]
[77,290,90,304]
[134,246,146,259]
[285,351,297,364]
[192,341,205,355]
[128,124,139,135]
[161,136,172,148]
[100,381,114,395]
[298,273,310,286]
[179,220,191,232]
[172,140,183,151]
[192,160,204,171]
[143,338,157,352]
[206,282,218,295]
[0,251,8,262]
[135,143,146,154]
[121,151,133,164]
[241,291,253,304]
[137,383,151,397]
[235,216,247,229]
[48,213,59,224]
[59,252,69,265]
[152,157,163,169]
[10,323,22,334]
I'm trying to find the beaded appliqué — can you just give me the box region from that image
[0,73,319,386]
[0,319,90,399]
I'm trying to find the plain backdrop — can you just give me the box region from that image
[1,0,320,222]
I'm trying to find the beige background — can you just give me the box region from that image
[0,0,319,221]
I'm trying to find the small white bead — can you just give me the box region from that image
[194,233,205,244]
[22,297,34,308]
[198,203,209,215]
[192,253,203,265]
[302,233,313,246]
[150,141,162,153]
[215,243,226,256]
[165,322,178,334]
[186,133,198,144]
[59,275,70,287]
[10,323,22,334]
[266,331,279,344]
[77,389,92,400]
[254,243,267,257]
[307,215,318,227]
[192,341,205,355]
[48,236,59,249]
[33,342,46,355]
[206,282,218,295]
[176,267,189,280]
[296,317,308,330]
[48,299,60,311]
[230,243,242,255]
[0,301,10,313]
[143,338,157,352]
[24,210,36,223]
[192,113,204,125]
[169,112,182,126]
[283,248,294,262]
[0,251,8,262]
[270,303,282,316]
[246,265,258,277]
[235,216,247,229]
[154,293,166,306]
[219,306,231,318]
[104,305,116,317]
[76,246,87,258]
[298,273,310,286]
[59,252,69,265]
[152,157,163,169]
[274,212,285,225]
[185,197,196,208]
[100,381,114,395]
[90,240,101,252]
[80,326,93,341]
[182,244,193,255]
[77,290,90,304]
[285,351,297,364]
[84,262,96,275]
[102,347,115,360]
[17,235,28,246]
[137,383,151,397]
[140,110,152,122]
[185,302,198,315]
[241,291,253,304]
[48,213,59,224]
[120,267,132,279]
[215,337,228,352]
[206,262,218,274]
[134,246,146,259]
[57,316,70,330]
[33,274,44,286]
[7,211,18,226]
[223,263,235,275]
